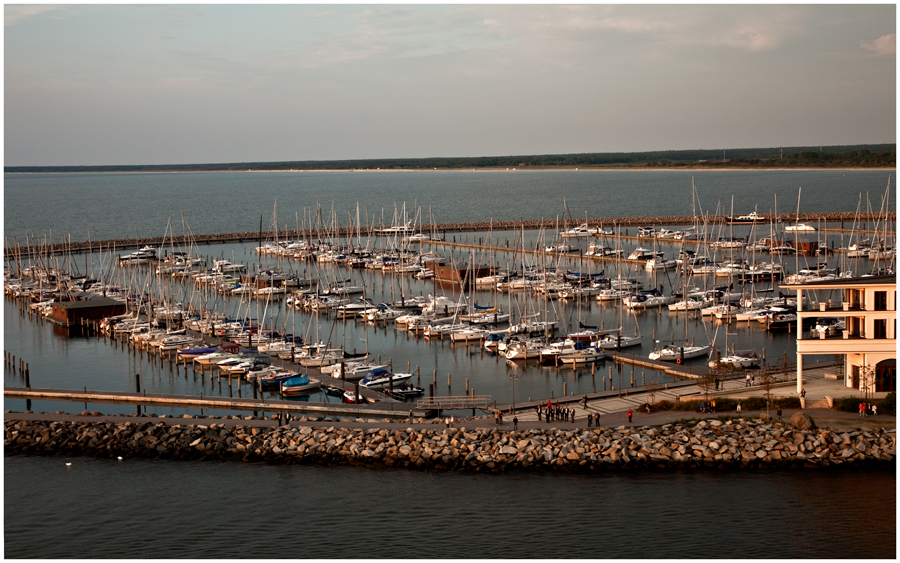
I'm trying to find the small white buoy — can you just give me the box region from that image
[65,462,72,466]
[117,456,123,461]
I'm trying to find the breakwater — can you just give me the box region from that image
[6,211,890,256]
[5,415,895,471]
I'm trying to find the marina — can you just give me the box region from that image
[4,170,895,422]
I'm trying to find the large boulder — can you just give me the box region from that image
[791,412,817,431]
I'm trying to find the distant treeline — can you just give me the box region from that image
[6,144,895,173]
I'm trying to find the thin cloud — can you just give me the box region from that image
[5,5,65,26]
[861,34,896,55]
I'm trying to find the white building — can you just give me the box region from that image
[784,275,895,396]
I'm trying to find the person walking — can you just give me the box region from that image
[777,407,782,421]
[746,373,751,387]
[587,413,592,427]
[873,404,878,416]
[571,409,575,423]
[582,394,588,409]
[537,405,542,422]
[859,402,865,418]
[513,416,518,431]
[627,409,633,424]
[736,400,741,413]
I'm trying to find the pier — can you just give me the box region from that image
[3,386,427,419]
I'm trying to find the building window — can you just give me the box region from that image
[874,319,887,339]
[875,291,888,311]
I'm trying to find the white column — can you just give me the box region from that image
[797,352,803,394]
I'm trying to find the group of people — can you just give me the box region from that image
[536,401,575,423]
[275,412,292,427]
[698,400,717,413]
[859,402,878,417]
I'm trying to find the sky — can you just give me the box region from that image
[3,4,897,166]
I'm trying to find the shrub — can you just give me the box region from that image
[839,398,865,413]
[880,392,895,415]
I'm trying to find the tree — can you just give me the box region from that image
[644,380,662,407]
[758,370,777,419]
[696,371,718,403]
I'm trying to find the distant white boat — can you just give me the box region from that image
[560,224,591,238]
[784,223,816,232]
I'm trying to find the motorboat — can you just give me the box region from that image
[385,382,425,399]
[627,247,656,261]
[343,388,365,404]
[544,243,572,253]
[176,346,219,357]
[559,346,608,365]
[212,260,247,273]
[709,350,760,369]
[504,338,546,360]
[560,224,591,238]
[784,223,816,232]
[359,368,413,390]
[538,338,582,365]
[667,295,705,311]
[593,332,642,350]
[623,289,672,309]
[280,374,321,396]
[320,359,386,380]
[596,288,632,302]
[450,326,489,342]
[645,256,677,270]
[258,370,297,389]
[649,344,710,362]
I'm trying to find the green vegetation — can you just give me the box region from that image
[652,397,802,413]
[839,394,894,415]
[6,144,894,173]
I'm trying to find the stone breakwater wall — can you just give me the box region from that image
[5,417,895,471]
[8,211,890,256]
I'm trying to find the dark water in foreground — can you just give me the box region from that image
[4,456,895,558]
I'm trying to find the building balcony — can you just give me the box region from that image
[796,334,896,355]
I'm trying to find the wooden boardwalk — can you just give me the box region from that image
[3,386,428,418]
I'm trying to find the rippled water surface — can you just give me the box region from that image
[4,456,894,559]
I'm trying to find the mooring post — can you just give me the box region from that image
[135,373,141,394]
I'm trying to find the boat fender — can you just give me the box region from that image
[676,358,682,364]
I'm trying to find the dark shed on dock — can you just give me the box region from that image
[50,298,127,326]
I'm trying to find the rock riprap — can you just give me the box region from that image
[5,418,895,471]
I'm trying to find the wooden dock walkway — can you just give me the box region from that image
[3,386,427,419]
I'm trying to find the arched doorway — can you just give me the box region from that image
[876,359,895,393]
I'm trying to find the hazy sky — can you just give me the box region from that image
[4,4,896,166]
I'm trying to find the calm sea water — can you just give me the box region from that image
[4,169,893,244]
[4,169,895,558]
[4,456,895,559]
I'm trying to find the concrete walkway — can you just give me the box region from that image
[510,363,890,425]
